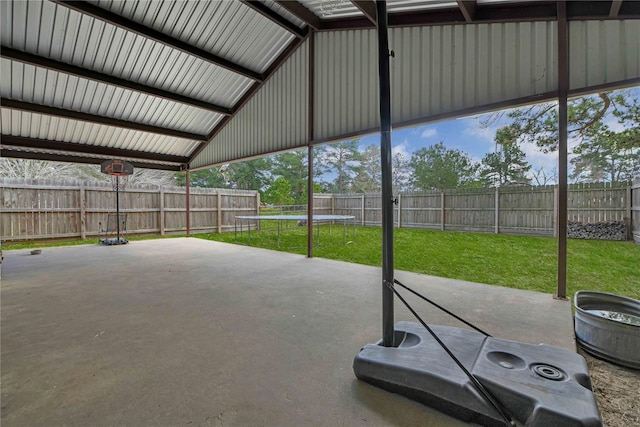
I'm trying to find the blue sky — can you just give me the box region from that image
[350,87,640,183]
[356,110,558,176]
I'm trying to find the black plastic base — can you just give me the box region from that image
[99,238,129,245]
[354,321,601,427]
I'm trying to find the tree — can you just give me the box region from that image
[392,152,410,193]
[0,159,79,180]
[271,147,326,204]
[408,142,479,190]
[175,168,227,188]
[225,158,272,191]
[1,158,176,187]
[479,127,532,187]
[529,166,558,186]
[482,92,632,153]
[610,92,640,150]
[480,89,640,184]
[126,168,177,187]
[352,145,381,193]
[262,177,295,205]
[322,140,360,193]
[570,125,640,183]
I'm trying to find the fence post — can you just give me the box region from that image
[361,194,365,226]
[440,191,445,231]
[494,187,499,234]
[159,187,165,236]
[256,192,260,216]
[397,193,402,228]
[80,184,86,239]
[186,172,191,236]
[553,187,558,237]
[626,184,632,241]
[217,192,222,233]
[331,194,335,215]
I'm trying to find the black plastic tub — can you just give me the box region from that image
[574,291,640,369]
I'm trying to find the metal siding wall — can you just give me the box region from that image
[390,22,557,124]
[314,23,557,141]
[569,20,640,90]
[191,41,309,168]
[315,30,379,141]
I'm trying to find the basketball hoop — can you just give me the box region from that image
[110,174,129,192]
[99,159,134,245]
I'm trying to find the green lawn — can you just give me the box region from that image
[194,225,640,300]
[3,226,637,300]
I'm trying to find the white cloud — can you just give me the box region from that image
[420,128,437,139]
[462,120,500,153]
[392,139,411,159]
[463,125,495,142]
[519,141,557,170]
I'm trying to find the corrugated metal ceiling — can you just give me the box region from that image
[301,0,362,19]
[1,0,639,171]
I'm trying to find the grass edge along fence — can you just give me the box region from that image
[1,178,259,242]
[311,182,637,241]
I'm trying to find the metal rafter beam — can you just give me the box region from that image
[1,99,207,142]
[1,135,189,165]
[610,0,623,17]
[568,0,640,18]
[351,0,377,25]
[1,47,231,116]
[473,3,555,21]
[241,1,307,39]
[389,8,466,27]
[457,0,477,22]
[318,1,638,31]
[51,0,263,82]
[320,8,470,30]
[320,16,373,30]
[273,1,322,30]
[0,146,182,171]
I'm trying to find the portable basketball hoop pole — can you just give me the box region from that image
[352,2,601,426]
[99,159,133,246]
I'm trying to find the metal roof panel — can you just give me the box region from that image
[1,1,253,108]
[94,0,295,74]
[300,0,362,19]
[1,58,224,135]
[3,0,639,171]
[1,108,201,157]
[262,0,308,28]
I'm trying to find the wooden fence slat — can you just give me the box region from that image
[2,178,636,242]
[1,178,259,241]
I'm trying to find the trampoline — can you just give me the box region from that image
[234,215,356,248]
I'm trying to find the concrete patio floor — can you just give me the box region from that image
[1,238,576,426]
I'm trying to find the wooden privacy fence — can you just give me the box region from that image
[316,183,636,239]
[633,180,640,244]
[0,178,259,241]
[2,179,636,242]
